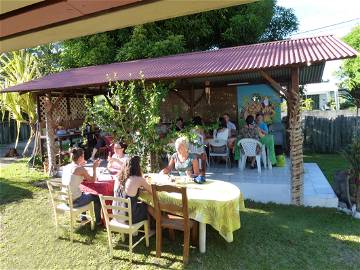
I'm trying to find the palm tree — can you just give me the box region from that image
[339,86,360,116]
[0,50,40,156]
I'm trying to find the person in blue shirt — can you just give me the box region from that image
[256,113,268,137]
[256,113,277,166]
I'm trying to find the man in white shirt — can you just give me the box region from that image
[223,113,236,131]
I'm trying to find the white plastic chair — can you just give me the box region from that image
[237,138,266,174]
[99,195,149,260]
[47,180,95,242]
[208,139,230,168]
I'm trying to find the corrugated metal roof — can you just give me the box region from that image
[188,63,325,85]
[3,35,358,93]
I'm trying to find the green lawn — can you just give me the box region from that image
[1,159,360,269]
[303,153,349,186]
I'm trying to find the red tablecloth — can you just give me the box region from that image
[80,180,114,196]
[80,180,115,224]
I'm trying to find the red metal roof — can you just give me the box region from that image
[3,35,358,93]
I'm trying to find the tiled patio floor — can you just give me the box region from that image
[206,159,338,208]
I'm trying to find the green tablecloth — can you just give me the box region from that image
[140,177,245,242]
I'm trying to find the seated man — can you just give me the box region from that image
[175,117,185,131]
[88,131,107,162]
[223,113,237,135]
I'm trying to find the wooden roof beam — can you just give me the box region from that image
[259,70,288,100]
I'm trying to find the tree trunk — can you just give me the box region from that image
[288,68,304,205]
[22,123,36,157]
[28,123,41,168]
[149,152,162,173]
[356,177,360,212]
[44,95,57,177]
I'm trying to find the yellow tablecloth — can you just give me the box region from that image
[140,176,245,242]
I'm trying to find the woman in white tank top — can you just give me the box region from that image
[61,148,102,224]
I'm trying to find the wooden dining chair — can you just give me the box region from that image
[47,180,95,242]
[151,184,198,264]
[99,195,149,261]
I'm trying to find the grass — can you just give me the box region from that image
[1,158,360,269]
[303,153,349,186]
[0,159,49,207]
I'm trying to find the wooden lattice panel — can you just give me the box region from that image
[70,97,87,120]
[39,96,67,122]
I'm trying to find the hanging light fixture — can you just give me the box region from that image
[205,80,211,104]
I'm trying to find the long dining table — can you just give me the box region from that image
[79,169,245,254]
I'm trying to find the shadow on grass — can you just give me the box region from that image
[56,224,98,245]
[222,200,360,268]
[0,179,33,205]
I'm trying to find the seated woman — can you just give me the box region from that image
[210,117,231,155]
[161,136,200,178]
[239,115,261,169]
[62,148,102,224]
[107,141,128,175]
[214,117,229,141]
[189,116,207,176]
[113,156,152,224]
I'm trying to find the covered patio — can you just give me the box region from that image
[3,34,358,206]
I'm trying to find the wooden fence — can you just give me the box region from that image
[303,116,360,153]
[0,120,30,145]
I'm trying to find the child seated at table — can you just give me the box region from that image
[113,156,152,224]
[62,148,102,225]
[107,141,128,175]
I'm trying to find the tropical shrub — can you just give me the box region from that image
[85,78,171,171]
[342,138,360,211]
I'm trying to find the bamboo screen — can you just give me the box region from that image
[160,86,237,123]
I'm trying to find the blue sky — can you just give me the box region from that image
[277,0,360,83]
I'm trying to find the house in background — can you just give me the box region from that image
[304,81,340,110]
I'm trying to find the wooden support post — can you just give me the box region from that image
[288,67,304,205]
[189,85,195,118]
[36,94,45,163]
[260,70,288,100]
[44,93,57,177]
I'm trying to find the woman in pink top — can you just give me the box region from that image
[107,141,128,175]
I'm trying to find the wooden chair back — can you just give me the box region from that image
[99,195,133,226]
[151,184,189,225]
[46,180,74,210]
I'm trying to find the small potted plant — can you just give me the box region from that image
[342,138,360,218]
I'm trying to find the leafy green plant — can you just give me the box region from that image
[327,97,336,110]
[85,78,171,171]
[341,138,360,211]
[0,50,40,155]
[301,98,314,111]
